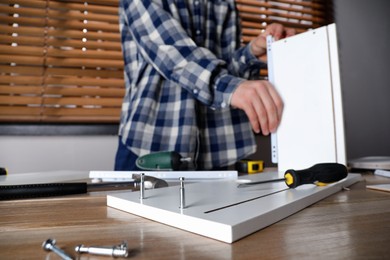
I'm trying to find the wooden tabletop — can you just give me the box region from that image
[1,172,390,260]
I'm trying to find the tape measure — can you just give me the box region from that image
[235,160,264,174]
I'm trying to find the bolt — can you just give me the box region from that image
[180,177,185,209]
[75,241,129,258]
[140,173,145,200]
[42,238,73,260]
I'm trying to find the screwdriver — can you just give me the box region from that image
[0,167,7,176]
[238,163,348,188]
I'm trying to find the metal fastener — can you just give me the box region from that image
[75,241,129,258]
[140,172,145,200]
[42,238,73,260]
[180,177,185,209]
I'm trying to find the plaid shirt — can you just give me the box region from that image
[118,0,266,169]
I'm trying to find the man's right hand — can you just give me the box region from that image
[230,80,283,135]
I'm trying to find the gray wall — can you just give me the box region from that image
[334,0,390,159]
[0,136,117,174]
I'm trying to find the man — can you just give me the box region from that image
[115,0,295,170]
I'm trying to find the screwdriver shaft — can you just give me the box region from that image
[237,178,285,188]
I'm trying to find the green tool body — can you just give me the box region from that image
[136,151,191,170]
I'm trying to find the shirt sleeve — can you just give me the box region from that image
[228,44,267,80]
[120,0,246,109]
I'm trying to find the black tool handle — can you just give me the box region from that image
[285,163,348,188]
[0,167,7,175]
[0,183,88,200]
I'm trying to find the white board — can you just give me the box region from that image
[107,172,360,243]
[268,23,346,172]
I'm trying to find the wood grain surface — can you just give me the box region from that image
[1,173,389,260]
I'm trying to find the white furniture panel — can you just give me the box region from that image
[269,24,346,172]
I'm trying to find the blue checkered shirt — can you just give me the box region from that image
[118,0,266,169]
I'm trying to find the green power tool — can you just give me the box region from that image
[136,151,192,170]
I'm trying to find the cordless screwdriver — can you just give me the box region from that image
[136,151,192,171]
[238,163,348,188]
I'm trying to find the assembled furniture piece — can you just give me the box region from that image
[268,24,346,172]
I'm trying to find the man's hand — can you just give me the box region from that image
[231,80,283,135]
[250,23,296,58]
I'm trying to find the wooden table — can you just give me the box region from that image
[1,173,390,259]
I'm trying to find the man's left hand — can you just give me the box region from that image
[250,23,296,58]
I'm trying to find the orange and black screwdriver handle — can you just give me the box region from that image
[284,163,348,188]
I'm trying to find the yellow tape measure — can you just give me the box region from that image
[235,160,264,174]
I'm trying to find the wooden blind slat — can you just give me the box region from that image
[238,10,325,24]
[0,45,44,56]
[45,67,123,78]
[45,57,123,68]
[0,65,44,75]
[0,25,46,37]
[44,77,124,88]
[241,20,314,31]
[0,35,45,46]
[0,96,42,105]
[43,110,121,118]
[1,76,124,88]
[46,48,122,59]
[0,5,118,24]
[0,54,44,65]
[56,0,119,7]
[236,2,325,17]
[46,20,119,33]
[0,85,124,97]
[0,16,47,27]
[47,38,121,50]
[0,86,42,95]
[0,75,43,85]
[42,97,122,106]
[270,0,324,9]
[1,0,119,14]
[48,2,119,15]
[47,10,118,23]
[44,87,124,97]
[236,0,324,9]
[0,0,47,9]
[0,5,46,17]
[0,107,42,117]
[47,29,120,42]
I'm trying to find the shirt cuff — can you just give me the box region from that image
[213,73,245,110]
[245,42,259,61]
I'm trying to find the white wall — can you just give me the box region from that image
[0,136,118,174]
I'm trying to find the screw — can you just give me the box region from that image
[140,173,145,200]
[75,241,129,258]
[42,238,73,260]
[180,177,185,209]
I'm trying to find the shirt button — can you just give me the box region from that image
[193,89,199,94]
[196,30,201,35]
[195,1,199,5]
[221,101,227,108]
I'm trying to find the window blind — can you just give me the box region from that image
[236,0,331,43]
[0,0,124,123]
[0,0,332,124]
[236,0,333,77]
